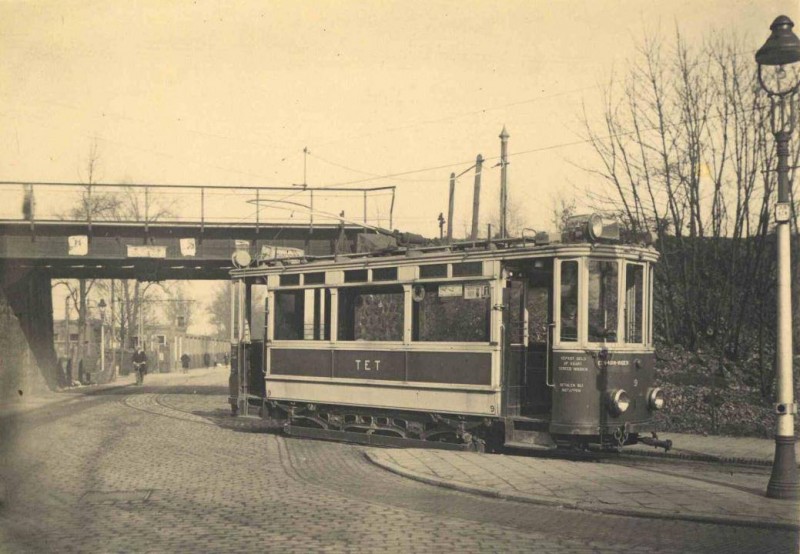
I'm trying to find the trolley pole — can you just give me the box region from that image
[755,15,800,500]
[499,126,509,239]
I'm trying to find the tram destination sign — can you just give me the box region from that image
[260,245,305,260]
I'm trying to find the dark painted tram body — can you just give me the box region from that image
[229,220,666,451]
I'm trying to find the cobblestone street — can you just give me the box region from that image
[0,369,796,553]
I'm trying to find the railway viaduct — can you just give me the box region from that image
[0,181,397,400]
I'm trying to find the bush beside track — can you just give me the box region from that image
[652,345,800,439]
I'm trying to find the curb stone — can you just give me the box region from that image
[363,451,800,532]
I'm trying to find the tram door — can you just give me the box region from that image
[247,284,268,401]
[504,263,553,417]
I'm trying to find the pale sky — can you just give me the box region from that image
[2,1,794,235]
[2,0,794,329]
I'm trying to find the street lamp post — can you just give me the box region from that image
[756,15,800,500]
[98,298,106,376]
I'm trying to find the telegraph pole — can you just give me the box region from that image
[470,154,483,240]
[499,126,509,238]
[447,172,456,241]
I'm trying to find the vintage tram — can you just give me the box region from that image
[228,215,669,452]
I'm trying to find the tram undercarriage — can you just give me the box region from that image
[264,400,669,453]
[267,400,493,451]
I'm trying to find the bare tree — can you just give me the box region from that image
[579,29,795,403]
[551,194,577,235]
[208,282,232,340]
[161,282,195,330]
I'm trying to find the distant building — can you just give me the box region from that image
[141,323,228,372]
[53,318,228,378]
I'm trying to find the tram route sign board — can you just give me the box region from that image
[68,235,88,256]
[179,238,196,256]
[438,284,463,297]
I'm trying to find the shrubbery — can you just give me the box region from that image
[653,344,800,438]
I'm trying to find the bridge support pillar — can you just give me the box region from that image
[0,262,58,399]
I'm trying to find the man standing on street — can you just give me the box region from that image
[132,348,147,386]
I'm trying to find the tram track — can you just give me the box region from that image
[128,389,773,475]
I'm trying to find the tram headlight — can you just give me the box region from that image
[561,213,621,243]
[607,389,631,416]
[647,388,666,411]
[231,249,252,268]
[587,214,604,241]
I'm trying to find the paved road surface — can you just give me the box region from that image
[0,370,796,553]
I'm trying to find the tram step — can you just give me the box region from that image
[504,420,556,450]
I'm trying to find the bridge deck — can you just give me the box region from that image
[0,220,371,280]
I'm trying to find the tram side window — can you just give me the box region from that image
[250,284,268,341]
[560,261,579,342]
[625,264,644,343]
[588,259,619,342]
[302,289,332,340]
[338,286,403,341]
[412,282,490,342]
[274,290,304,340]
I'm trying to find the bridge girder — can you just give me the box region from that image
[0,221,365,280]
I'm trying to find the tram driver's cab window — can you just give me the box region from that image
[624,263,644,343]
[338,286,403,341]
[412,281,490,342]
[588,259,619,342]
[560,261,579,342]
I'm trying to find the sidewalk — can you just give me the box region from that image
[366,433,800,531]
[0,365,229,418]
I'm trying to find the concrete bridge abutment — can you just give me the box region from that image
[0,262,58,400]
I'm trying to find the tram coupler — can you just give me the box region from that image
[638,432,672,452]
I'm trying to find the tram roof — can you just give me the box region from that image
[230,236,659,278]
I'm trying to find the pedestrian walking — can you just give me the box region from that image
[132,348,148,386]
[181,353,190,373]
[203,352,211,368]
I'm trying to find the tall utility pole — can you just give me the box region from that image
[137,284,144,351]
[470,154,483,240]
[499,126,509,239]
[447,172,456,241]
[64,295,71,364]
[79,279,87,365]
[110,280,116,378]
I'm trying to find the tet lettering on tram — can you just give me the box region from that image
[355,359,382,371]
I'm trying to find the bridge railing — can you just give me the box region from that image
[0,181,396,230]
